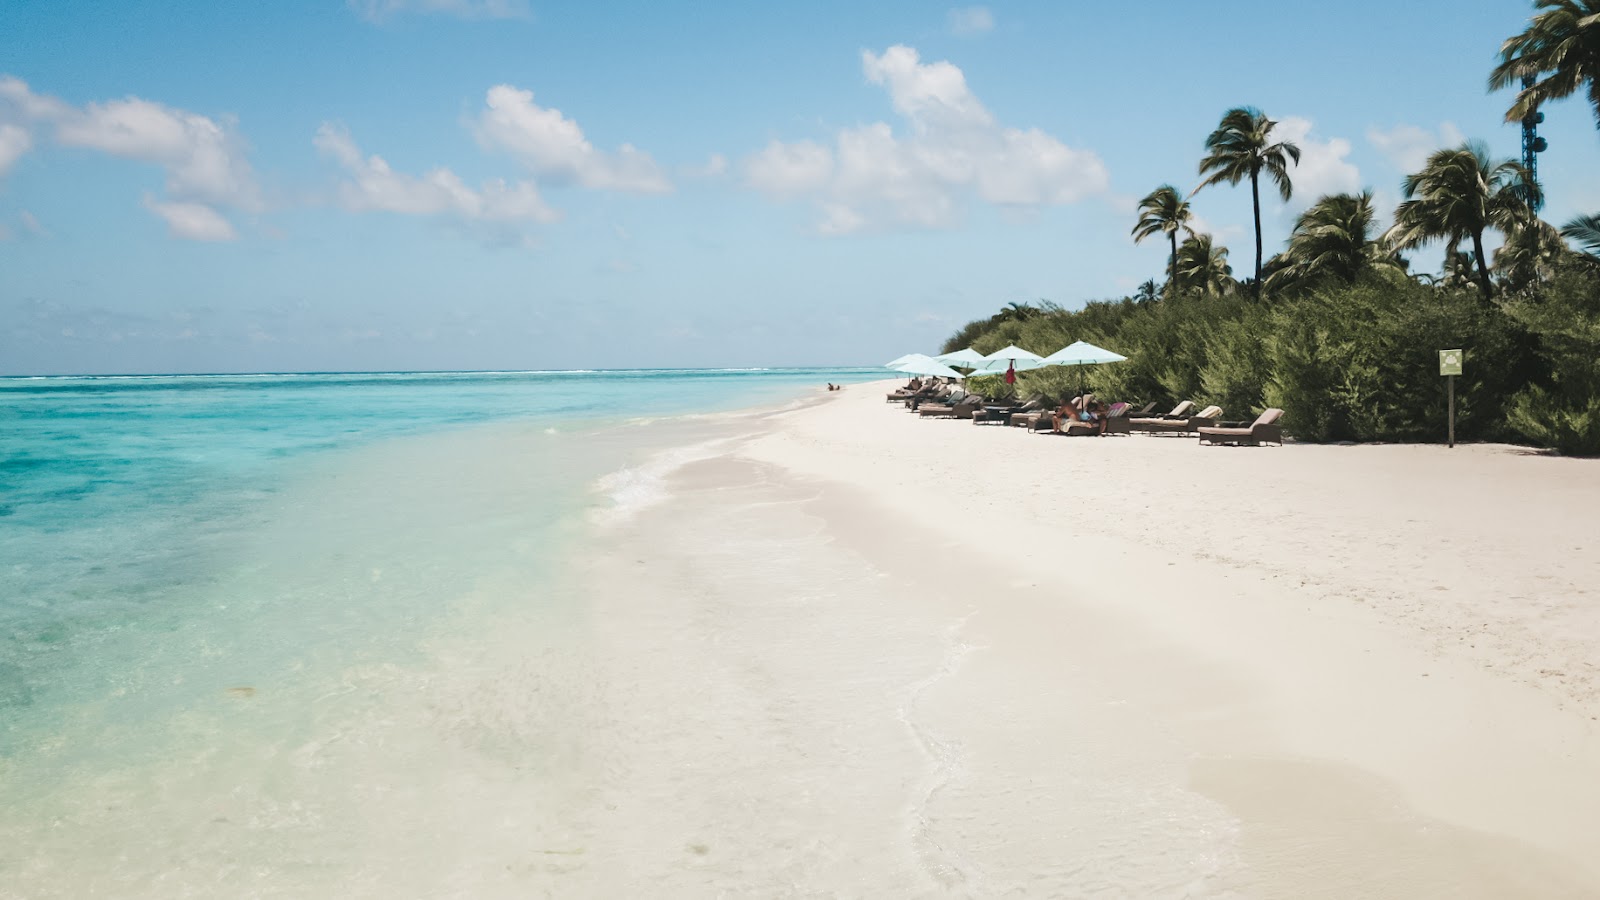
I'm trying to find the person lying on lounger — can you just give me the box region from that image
[1052,394,1107,435]
[1050,396,1082,433]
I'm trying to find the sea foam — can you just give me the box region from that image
[590,438,733,527]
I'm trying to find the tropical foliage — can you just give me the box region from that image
[1131,185,1194,296]
[1173,233,1234,297]
[943,3,1600,455]
[1265,192,1404,294]
[1195,107,1300,297]
[1563,213,1600,257]
[1384,142,1539,300]
[1489,0,1600,132]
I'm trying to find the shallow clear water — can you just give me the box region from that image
[0,368,875,750]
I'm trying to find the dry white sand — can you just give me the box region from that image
[564,383,1600,896]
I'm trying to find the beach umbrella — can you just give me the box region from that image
[1041,340,1128,393]
[934,347,987,368]
[884,353,924,369]
[965,344,1046,383]
[892,354,966,379]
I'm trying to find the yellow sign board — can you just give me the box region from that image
[1439,349,1463,377]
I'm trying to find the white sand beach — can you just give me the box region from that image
[562,383,1600,896]
[11,382,1596,899]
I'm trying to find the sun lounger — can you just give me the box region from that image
[919,394,984,418]
[1197,408,1284,446]
[905,386,957,410]
[1051,401,1132,436]
[1102,402,1133,435]
[1127,401,1195,429]
[1131,404,1222,435]
[973,398,1041,425]
[887,380,942,402]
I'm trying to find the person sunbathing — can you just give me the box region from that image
[1050,396,1082,433]
[1053,395,1108,435]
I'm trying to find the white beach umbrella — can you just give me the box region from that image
[934,347,987,367]
[892,354,966,379]
[1041,340,1128,367]
[965,344,1047,377]
[884,353,924,369]
[1041,340,1128,392]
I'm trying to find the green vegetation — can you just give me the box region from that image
[1131,185,1193,298]
[940,3,1600,455]
[1385,142,1540,301]
[1490,0,1600,132]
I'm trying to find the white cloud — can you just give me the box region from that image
[1366,122,1465,173]
[54,96,261,210]
[742,46,1108,234]
[0,76,67,120]
[315,123,559,226]
[746,139,833,195]
[0,75,258,240]
[19,210,42,234]
[473,85,671,193]
[682,152,728,178]
[1276,116,1361,210]
[348,0,531,23]
[947,6,995,36]
[143,195,238,241]
[0,122,32,176]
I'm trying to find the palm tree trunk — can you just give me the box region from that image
[1471,229,1494,300]
[1251,169,1263,300]
[1168,231,1178,298]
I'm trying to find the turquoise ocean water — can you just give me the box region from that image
[0,367,879,893]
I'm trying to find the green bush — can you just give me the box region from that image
[1263,274,1529,442]
[1500,267,1600,455]
[941,265,1574,447]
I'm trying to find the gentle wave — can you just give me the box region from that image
[590,438,733,528]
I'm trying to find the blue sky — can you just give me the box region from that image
[2,0,1595,374]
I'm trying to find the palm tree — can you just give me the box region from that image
[1131,185,1194,296]
[1384,142,1540,301]
[990,301,1041,324]
[1266,191,1405,293]
[1563,213,1600,257]
[1489,0,1600,133]
[1196,107,1301,298]
[1496,213,1570,290]
[1173,233,1234,297]
[1133,279,1160,304]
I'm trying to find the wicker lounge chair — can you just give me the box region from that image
[1132,404,1222,435]
[1053,401,1132,436]
[1127,401,1195,429]
[1197,408,1284,446]
[905,385,957,410]
[919,393,984,418]
[886,380,927,402]
[1102,401,1134,435]
[974,398,1041,425]
[1013,396,1080,430]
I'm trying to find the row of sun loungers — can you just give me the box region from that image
[886,381,1284,446]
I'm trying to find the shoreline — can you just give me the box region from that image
[6,378,1597,895]
[562,380,1600,894]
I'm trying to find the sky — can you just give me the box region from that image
[2,0,1596,374]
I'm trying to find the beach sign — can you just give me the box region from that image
[1440,349,1463,448]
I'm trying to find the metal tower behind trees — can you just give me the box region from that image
[1521,73,1547,211]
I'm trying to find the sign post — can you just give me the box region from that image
[1439,349,1463,448]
